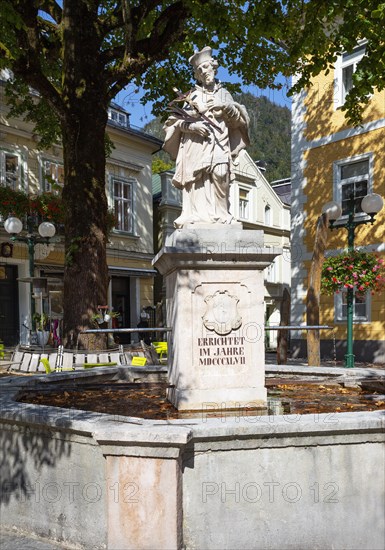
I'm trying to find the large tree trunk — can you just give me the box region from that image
[61,106,109,349]
[306,213,329,365]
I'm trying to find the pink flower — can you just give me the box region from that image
[326,266,333,271]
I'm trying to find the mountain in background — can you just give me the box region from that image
[236,92,291,182]
[143,92,291,182]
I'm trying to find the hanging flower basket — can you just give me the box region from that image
[321,250,385,296]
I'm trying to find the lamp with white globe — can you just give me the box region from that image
[4,216,23,235]
[361,193,384,221]
[321,201,342,223]
[4,215,56,275]
[3,215,57,338]
[38,221,56,239]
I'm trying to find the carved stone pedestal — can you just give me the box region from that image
[153,227,280,411]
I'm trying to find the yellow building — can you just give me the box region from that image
[291,43,385,363]
[0,77,162,347]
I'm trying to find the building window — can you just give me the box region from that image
[239,188,249,219]
[333,154,372,221]
[334,43,366,108]
[0,150,21,190]
[108,108,128,128]
[113,178,133,233]
[340,159,369,215]
[335,290,370,323]
[264,205,271,225]
[42,159,64,193]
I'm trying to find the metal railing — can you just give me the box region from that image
[80,327,172,334]
[264,325,332,331]
[82,325,332,334]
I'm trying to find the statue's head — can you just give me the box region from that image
[189,46,218,85]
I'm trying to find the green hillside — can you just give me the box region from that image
[144,92,291,181]
[235,92,291,182]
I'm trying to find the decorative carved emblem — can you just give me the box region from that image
[203,290,242,335]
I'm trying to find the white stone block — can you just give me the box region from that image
[154,228,281,411]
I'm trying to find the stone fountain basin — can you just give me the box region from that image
[0,365,384,550]
[13,363,385,419]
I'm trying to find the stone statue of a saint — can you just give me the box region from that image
[163,46,250,228]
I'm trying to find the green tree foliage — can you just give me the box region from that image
[152,157,173,175]
[1,1,383,344]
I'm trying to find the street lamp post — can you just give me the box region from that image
[4,215,56,331]
[322,193,384,368]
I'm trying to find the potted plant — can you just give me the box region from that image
[321,250,385,296]
[90,309,119,327]
[33,312,50,346]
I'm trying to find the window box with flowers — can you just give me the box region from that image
[1,186,115,233]
[0,186,30,220]
[0,186,65,229]
[321,250,385,297]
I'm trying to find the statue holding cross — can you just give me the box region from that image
[163,46,250,228]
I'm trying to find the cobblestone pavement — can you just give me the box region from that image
[0,529,72,549]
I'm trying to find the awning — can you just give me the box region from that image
[36,264,63,272]
[108,266,157,278]
[36,264,157,278]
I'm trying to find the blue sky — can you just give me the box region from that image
[114,69,292,129]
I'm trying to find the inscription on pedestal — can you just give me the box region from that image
[198,336,246,366]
